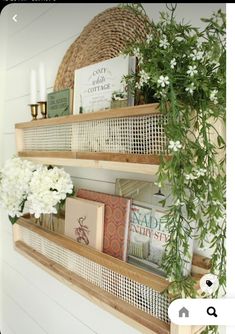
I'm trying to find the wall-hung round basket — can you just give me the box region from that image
[54,6,149,91]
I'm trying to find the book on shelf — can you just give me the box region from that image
[73,55,136,114]
[64,197,105,251]
[76,188,132,261]
[47,88,73,118]
[128,204,169,277]
[115,178,193,277]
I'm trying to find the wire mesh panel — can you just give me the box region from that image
[24,124,73,151]
[23,114,168,155]
[16,224,170,323]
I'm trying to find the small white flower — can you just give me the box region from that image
[146,33,153,44]
[212,200,221,206]
[135,69,150,89]
[160,90,167,98]
[185,83,196,95]
[175,199,185,206]
[210,89,218,104]
[133,47,141,58]
[168,140,182,152]
[187,65,198,77]
[170,58,177,69]
[185,173,197,181]
[159,35,170,49]
[196,41,202,49]
[190,49,204,61]
[133,47,143,64]
[195,168,207,177]
[139,69,150,81]
[157,75,170,87]
[210,60,220,73]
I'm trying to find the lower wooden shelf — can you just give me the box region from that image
[18,154,158,175]
[13,218,207,334]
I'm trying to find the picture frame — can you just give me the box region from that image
[47,88,73,118]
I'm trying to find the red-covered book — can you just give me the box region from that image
[77,189,132,261]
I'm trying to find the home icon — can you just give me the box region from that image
[179,307,189,318]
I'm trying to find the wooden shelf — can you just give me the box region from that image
[13,218,207,334]
[13,103,206,333]
[15,103,161,129]
[15,103,170,173]
[18,155,160,175]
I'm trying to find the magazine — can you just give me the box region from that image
[128,204,169,276]
[115,178,194,277]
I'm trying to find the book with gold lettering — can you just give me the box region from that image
[73,55,135,114]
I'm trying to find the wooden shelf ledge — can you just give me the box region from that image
[15,103,169,172]
[18,155,160,174]
[13,218,208,334]
[15,103,160,129]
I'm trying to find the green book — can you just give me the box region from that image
[47,88,73,118]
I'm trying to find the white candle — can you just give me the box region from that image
[30,69,37,104]
[38,62,47,101]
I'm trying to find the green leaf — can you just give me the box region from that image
[8,215,18,225]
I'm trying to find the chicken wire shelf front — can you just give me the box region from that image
[15,104,170,168]
[22,114,168,155]
[14,218,171,334]
[13,218,208,334]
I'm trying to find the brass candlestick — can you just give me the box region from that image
[29,104,39,120]
[38,101,47,118]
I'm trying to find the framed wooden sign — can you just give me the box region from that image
[47,88,73,118]
[73,55,135,114]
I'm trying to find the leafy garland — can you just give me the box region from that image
[122,4,226,333]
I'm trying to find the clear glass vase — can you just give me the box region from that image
[42,213,55,231]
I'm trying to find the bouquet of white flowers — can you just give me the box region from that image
[0,157,74,224]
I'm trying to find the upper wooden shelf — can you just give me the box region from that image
[15,103,169,174]
[15,103,160,128]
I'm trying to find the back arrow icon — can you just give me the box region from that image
[13,14,17,23]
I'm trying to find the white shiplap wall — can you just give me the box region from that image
[0,3,225,334]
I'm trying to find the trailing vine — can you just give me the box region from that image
[122,4,226,333]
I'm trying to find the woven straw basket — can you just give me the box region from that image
[54,6,148,91]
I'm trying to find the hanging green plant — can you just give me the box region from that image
[122,4,226,333]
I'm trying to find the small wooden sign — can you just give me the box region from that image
[47,88,73,118]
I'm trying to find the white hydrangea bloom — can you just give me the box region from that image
[187,65,198,77]
[26,166,73,218]
[157,75,170,88]
[0,157,35,218]
[168,140,182,152]
[0,157,74,221]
